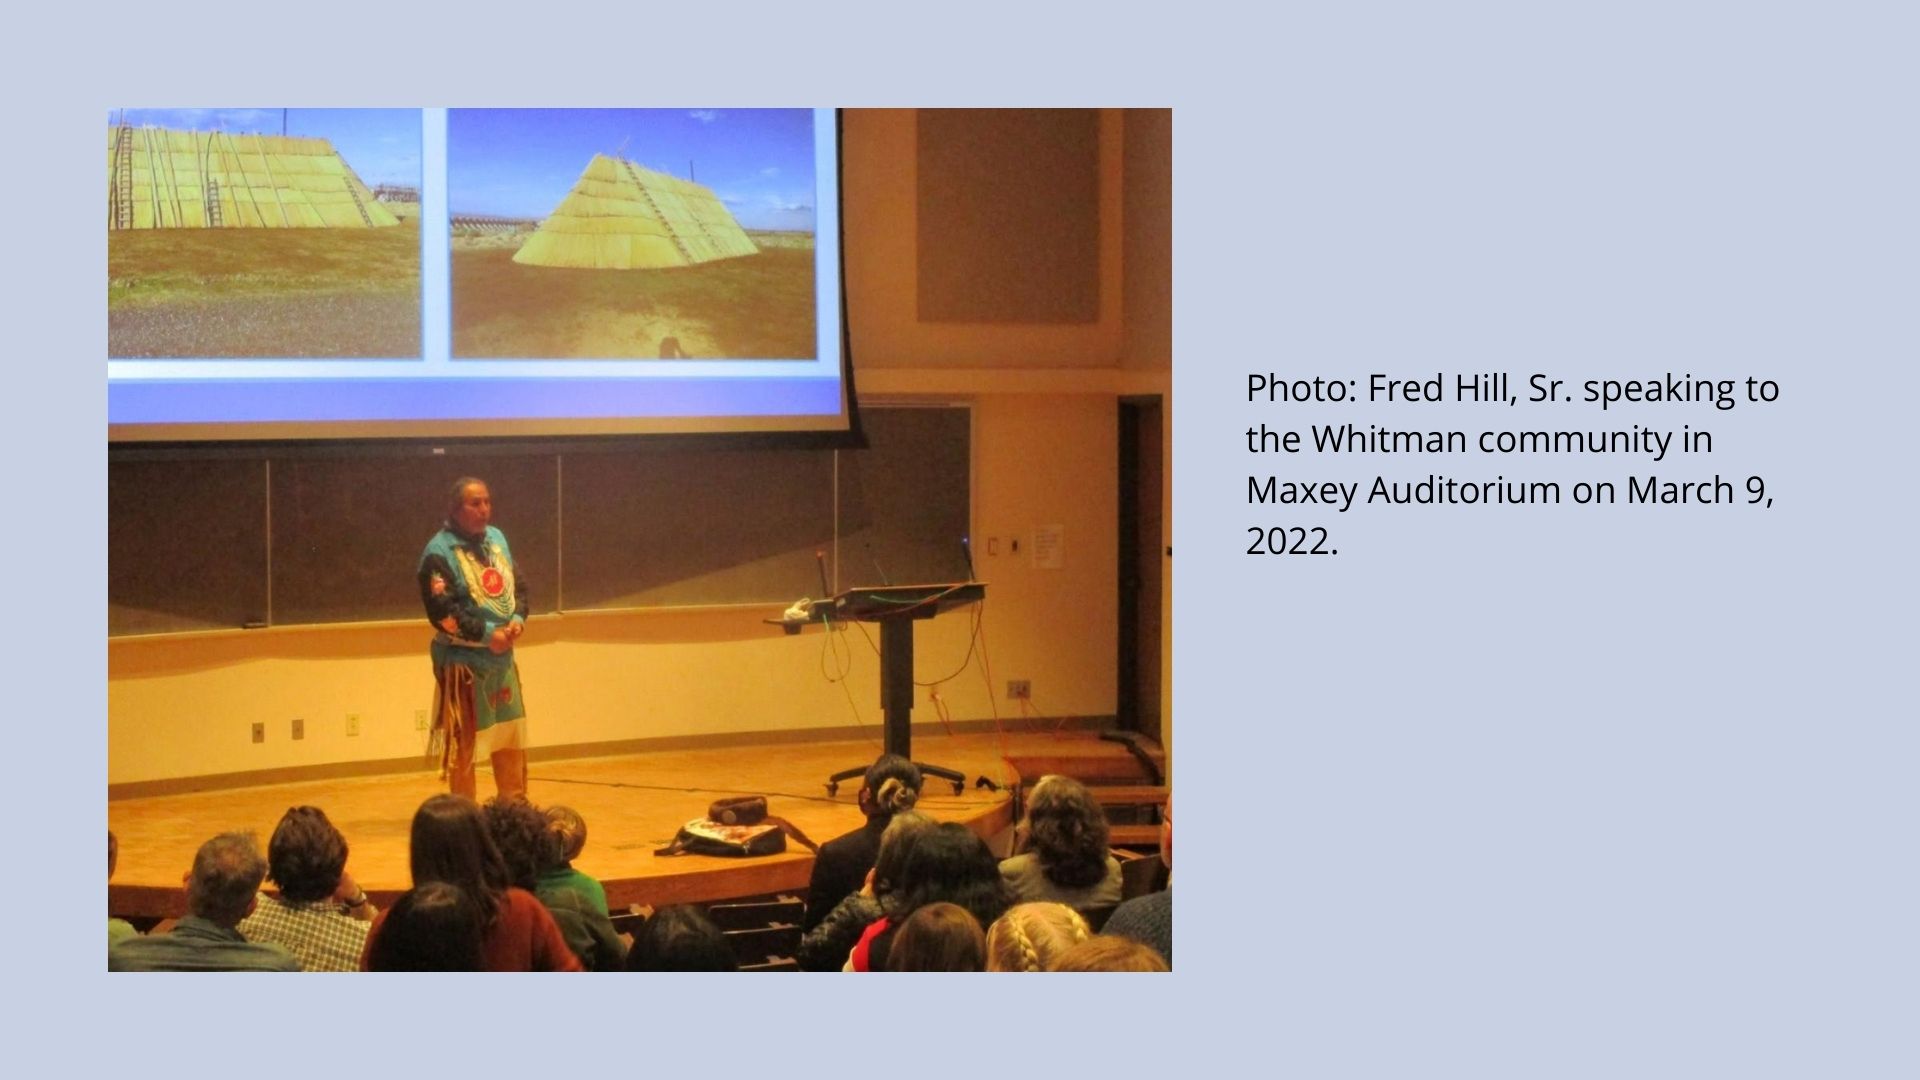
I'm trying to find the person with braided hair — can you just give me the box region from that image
[985,902,1092,972]
[801,753,924,932]
[998,774,1123,910]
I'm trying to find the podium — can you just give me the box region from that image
[777,582,985,795]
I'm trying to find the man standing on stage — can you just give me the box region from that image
[419,477,529,801]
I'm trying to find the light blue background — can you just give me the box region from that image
[28,2,1920,1076]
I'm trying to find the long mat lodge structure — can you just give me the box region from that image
[512,153,757,269]
[108,123,399,230]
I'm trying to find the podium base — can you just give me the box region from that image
[826,762,967,797]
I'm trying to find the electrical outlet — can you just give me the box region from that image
[414,709,430,732]
[345,713,361,737]
[1007,679,1031,700]
[291,718,304,741]
[251,722,265,744]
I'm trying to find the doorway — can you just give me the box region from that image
[1117,396,1164,742]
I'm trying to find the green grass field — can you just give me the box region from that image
[451,239,816,360]
[107,222,421,358]
[108,221,421,310]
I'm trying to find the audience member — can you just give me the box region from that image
[885,902,986,972]
[796,810,934,971]
[540,805,608,915]
[986,902,1092,972]
[360,794,582,971]
[1102,794,1171,966]
[625,905,737,972]
[802,753,923,932]
[110,833,300,971]
[1000,775,1122,910]
[851,822,1010,971]
[236,805,374,972]
[105,787,1163,976]
[1047,934,1169,972]
[108,830,137,952]
[365,882,487,971]
[484,796,625,970]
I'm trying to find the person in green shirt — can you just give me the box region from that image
[539,805,609,916]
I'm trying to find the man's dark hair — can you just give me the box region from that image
[483,797,562,892]
[186,833,268,926]
[265,806,349,903]
[366,882,486,972]
[626,905,737,972]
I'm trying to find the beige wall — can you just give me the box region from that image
[108,109,1171,787]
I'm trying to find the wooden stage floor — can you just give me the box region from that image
[109,731,1159,919]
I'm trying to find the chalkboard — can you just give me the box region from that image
[108,458,269,635]
[107,406,969,635]
[839,407,972,587]
[269,453,562,625]
[561,445,833,610]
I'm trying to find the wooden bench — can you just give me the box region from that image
[1088,785,1170,808]
[611,892,808,971]
[1004,770,1169,827]
[1107,824,1164,848]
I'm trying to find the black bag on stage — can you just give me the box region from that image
[652,796,820,858]
[654,818,788,858]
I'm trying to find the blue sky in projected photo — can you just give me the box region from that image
[112,109,421,187]
[448,108,817,231]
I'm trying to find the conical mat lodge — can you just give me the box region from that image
[512,153,757,269]
[108,124,399,230]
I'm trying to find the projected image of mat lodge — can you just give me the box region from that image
[448,108,816,361]
[107,109,422,359]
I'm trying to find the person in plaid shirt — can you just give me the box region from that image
[237,806,377,972]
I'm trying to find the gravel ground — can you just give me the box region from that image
[110,292,422,358]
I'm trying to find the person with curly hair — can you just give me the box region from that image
[802,754,923,933]
[999,774,1122,909]
[482,797,625,971]
[985,902,1091,972]
[359,794,580,971]
[236,805,375,972]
